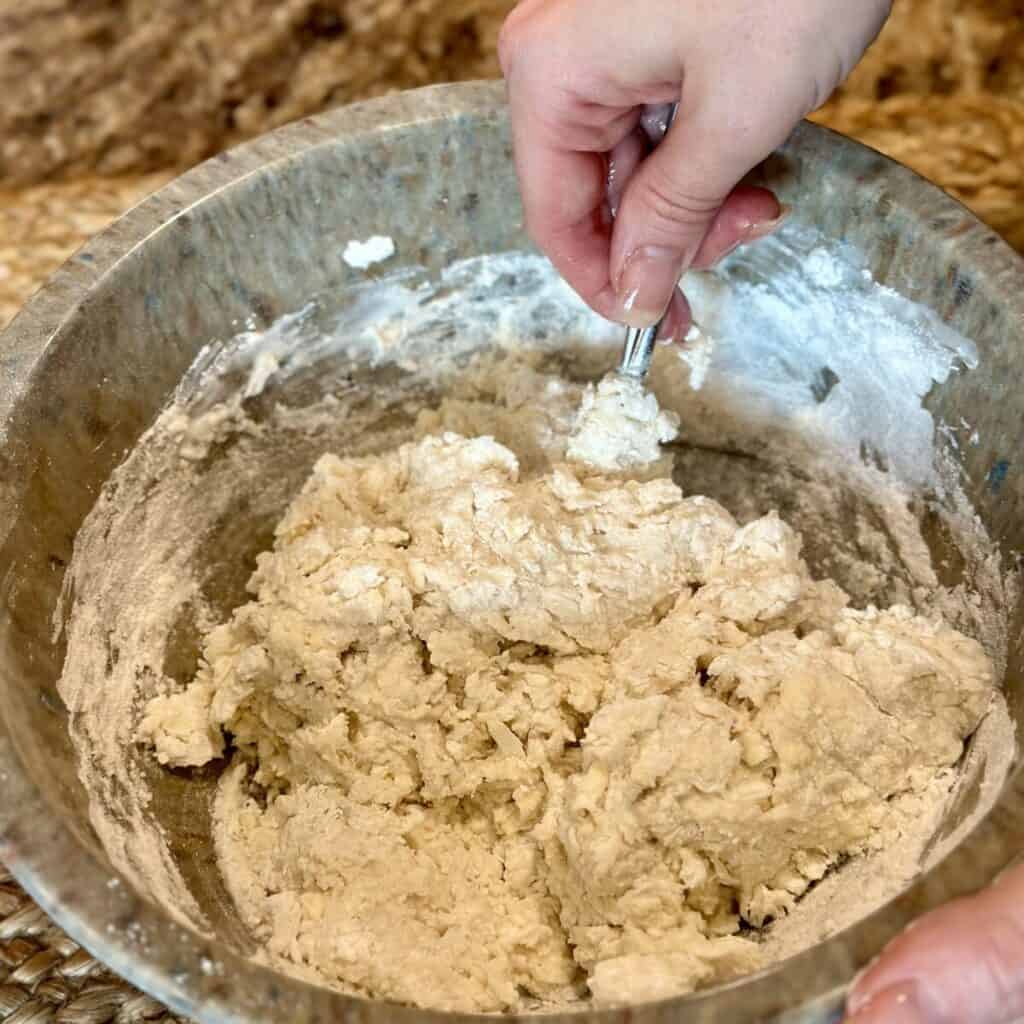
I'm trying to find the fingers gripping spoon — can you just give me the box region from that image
[616,102,679,381]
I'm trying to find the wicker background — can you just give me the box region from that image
[0,1,1022,1020]
[0,866,186,1023]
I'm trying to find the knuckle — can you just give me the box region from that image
[639,169,723,233]
[496,18,520,73]
[497,6,541,75]
[575,104,635,152]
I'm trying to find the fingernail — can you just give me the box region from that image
[616,246,685,327]
[844,981,929,1023]
[745,203,792,242]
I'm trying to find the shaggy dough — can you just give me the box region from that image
[566,374,680,474]
[140,374,995,1012]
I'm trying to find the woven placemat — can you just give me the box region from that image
[0,866,185,1023]
[0,172,175,332]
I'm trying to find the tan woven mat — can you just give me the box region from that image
[0,866,185,1023]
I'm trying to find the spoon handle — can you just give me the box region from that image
[616,101,680,381]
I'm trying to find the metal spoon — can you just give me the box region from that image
[616,101,679,381]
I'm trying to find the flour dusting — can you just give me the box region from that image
[343,234,396,270]
[678,234,978,490]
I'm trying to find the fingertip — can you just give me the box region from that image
[845,876,1024,1024]
[729,185,783,226]
[843,981,927,1024]
[845,925,933,1016]
[690,187,786,270]
[656,289,693,344]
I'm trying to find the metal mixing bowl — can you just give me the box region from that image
[0,82,1021,1024]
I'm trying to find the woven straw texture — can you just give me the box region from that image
[0,0,1023,248]
[0,1,1022,1019]
[0,867,185,1023]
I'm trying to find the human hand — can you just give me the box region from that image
[499,0,892,339]
[845,862,1024,1023]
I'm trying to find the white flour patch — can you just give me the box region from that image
[677,324,716,390]
[343,235,396,270]
[679,230,978,490]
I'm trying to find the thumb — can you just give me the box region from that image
[844,863,1024,1023]
[609,105,783,327]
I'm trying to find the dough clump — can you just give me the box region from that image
[565,374,680,474]
[140,376,994,1012]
